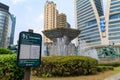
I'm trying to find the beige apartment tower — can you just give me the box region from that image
[44,1,57,43]
[57,13,67,28]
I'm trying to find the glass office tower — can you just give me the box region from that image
[108,0,120,44]
[10,14,16,45]
[75,0,120,54]
[75,0,104,48]
[0,2,12,47]
[106,0,120,53]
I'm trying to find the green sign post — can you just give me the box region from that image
[17,31,42,67]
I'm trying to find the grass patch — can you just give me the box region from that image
[31,66,120,80]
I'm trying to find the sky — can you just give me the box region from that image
[0,0,106,44]
[0,0,74,44]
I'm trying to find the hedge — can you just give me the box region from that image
[32,56,98,77]
[0,53,114,79]
[0,47,13,54]
[99,62,120,67]
[0,54,24,80]
[97,66,114,72]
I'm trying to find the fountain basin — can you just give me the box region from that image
[43,27,81,56]
[43,27,81,43]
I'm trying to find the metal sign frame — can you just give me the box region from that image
[17,31,42,67]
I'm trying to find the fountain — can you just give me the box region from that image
[43,27,80,56]
[98,45,119,58]
[78,39,99,60]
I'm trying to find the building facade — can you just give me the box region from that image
[0,2,12,47]
[75,0,104,48]
[106,0,120,54]
[75,0,120,55]
[57,13,67,28]
[10,14,16,45]
[44,1,57,43]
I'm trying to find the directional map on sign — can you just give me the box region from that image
[19,45,40,59]
[30,45,40,59]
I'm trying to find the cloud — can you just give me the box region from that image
[12,0,27,4]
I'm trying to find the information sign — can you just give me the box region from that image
[17,31,42,67]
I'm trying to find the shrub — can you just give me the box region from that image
[99,62,120,67]
[0,47,13,54]
[32,56,98,77]
[97,66,114,72]
[0,54,24,80]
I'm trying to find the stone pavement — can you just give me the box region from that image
[105,73,120,80]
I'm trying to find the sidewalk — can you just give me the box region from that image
[105,73,120,80]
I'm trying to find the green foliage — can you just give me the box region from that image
[41,73,52,78]
[0,47,13,54]
[99,62,120,67]
[32,56,98,77]
[97,66,114,72]
[0,54,24,80]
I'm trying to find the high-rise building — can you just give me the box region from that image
[75,0,104,48]
[44,1,57,43]
[106,0,120,52]
[0,2,12,47]
[10,14,16,45]
[75,0,120,54]
[57,13,67,28]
